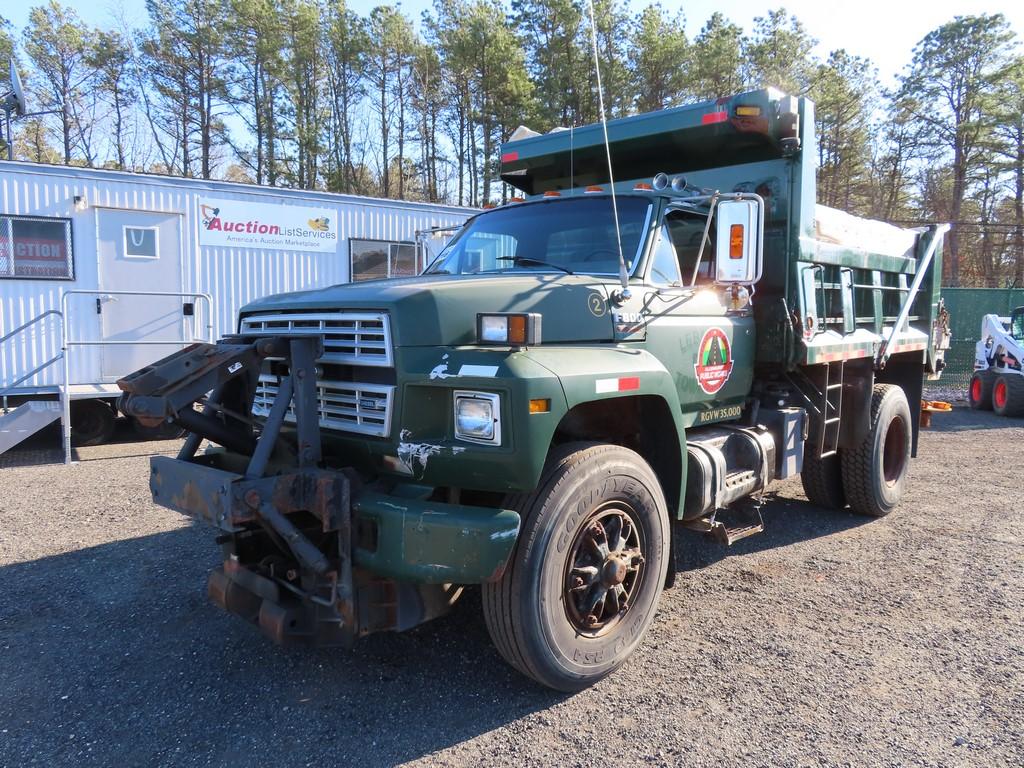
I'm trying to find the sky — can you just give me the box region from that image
[5,0,1023,88]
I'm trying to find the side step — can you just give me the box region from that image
[683,502,764,546]
[0,401,61,455]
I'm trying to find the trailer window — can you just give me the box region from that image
[350,239,419,281]
[0,215,74,280]
[123,226,159,259]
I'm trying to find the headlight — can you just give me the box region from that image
[476,313,541,346]
[454,391,501,444]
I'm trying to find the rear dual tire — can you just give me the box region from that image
[800,384,912,518]
[840,384,912,517]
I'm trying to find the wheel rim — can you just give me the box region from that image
[74,408,102,440]
[971,377,982,403]
[563,502,645,637]
[994,380,1008,409]
[882,415,908,485]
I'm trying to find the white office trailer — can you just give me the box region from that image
[0,161,471,457]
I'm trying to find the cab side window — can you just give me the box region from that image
[648,223,682,287]
[1012,311,1024,341]
[670,212,714,285]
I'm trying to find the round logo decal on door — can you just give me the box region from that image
[694,327,734,395]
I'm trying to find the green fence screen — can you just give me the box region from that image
[940,288,1024,392]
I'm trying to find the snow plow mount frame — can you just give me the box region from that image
[118,336,359,647]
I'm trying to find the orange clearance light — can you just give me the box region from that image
[584,185,604,193]
[483,203,497,209]
[529,398,551,414]
[508,196,525,203]
[507,314,528,344]
[734,105,761,117]
[729,224,744,259]
[543,190,562,197]
[633,182,654,191]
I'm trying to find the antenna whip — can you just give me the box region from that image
[585,0,630,299]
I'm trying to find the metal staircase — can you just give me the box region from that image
[0,309,65,458]
[2,290,214,464]
[0,400,61,454]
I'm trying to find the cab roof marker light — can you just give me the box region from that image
[543,190,562,197]
[633,182,654,191]
[584,185,604,193]
[508,196,525,203]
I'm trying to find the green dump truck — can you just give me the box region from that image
[118,87,949,691]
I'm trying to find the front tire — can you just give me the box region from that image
[841,384,912,517]
[968,370,995,410]
[482,443,670,691]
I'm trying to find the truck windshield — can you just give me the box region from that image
[424,196,652,276]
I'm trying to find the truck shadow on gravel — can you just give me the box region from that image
[0,490,896,766]
[0,525,561,766]
[674,493,872,572]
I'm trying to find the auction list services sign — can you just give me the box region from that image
[198,198,339,254]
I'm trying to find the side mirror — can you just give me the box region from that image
[715,199,763,285]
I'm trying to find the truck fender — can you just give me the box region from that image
[523,346,688,519]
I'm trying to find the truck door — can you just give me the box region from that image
[641,209,755,425]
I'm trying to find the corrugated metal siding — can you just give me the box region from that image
[0,162,471,394]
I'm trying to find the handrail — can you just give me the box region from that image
[876,223,950,369]
[1,309,65,408]
[60,290,214,344]
[0,353,63,402]
[0,308,63,347]
[59,289,215,464]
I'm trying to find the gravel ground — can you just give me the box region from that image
[1,407,1022,767]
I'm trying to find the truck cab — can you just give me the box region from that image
[119,88,949,692]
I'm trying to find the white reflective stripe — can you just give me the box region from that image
[595,378,618,393]
[457,364,499,377]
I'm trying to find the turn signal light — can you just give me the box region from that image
[734,105,761,117]
[529,398,551,414]
[729,224,744,259]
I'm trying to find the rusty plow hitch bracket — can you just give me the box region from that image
[128,334,359,646]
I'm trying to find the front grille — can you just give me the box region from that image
[241,310,395,438]
[253,374,394,438]
[239,311,393,367]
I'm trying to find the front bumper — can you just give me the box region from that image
[149,453,519,645]
[150,454,520,585]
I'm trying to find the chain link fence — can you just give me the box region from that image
[936,288,1024,397]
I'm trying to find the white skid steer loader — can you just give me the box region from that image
[969,307,1024,417]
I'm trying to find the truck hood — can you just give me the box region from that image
[239,273,616,346]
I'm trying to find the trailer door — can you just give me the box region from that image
[96,208,185,382]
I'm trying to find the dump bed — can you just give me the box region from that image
[500,88,947,376]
